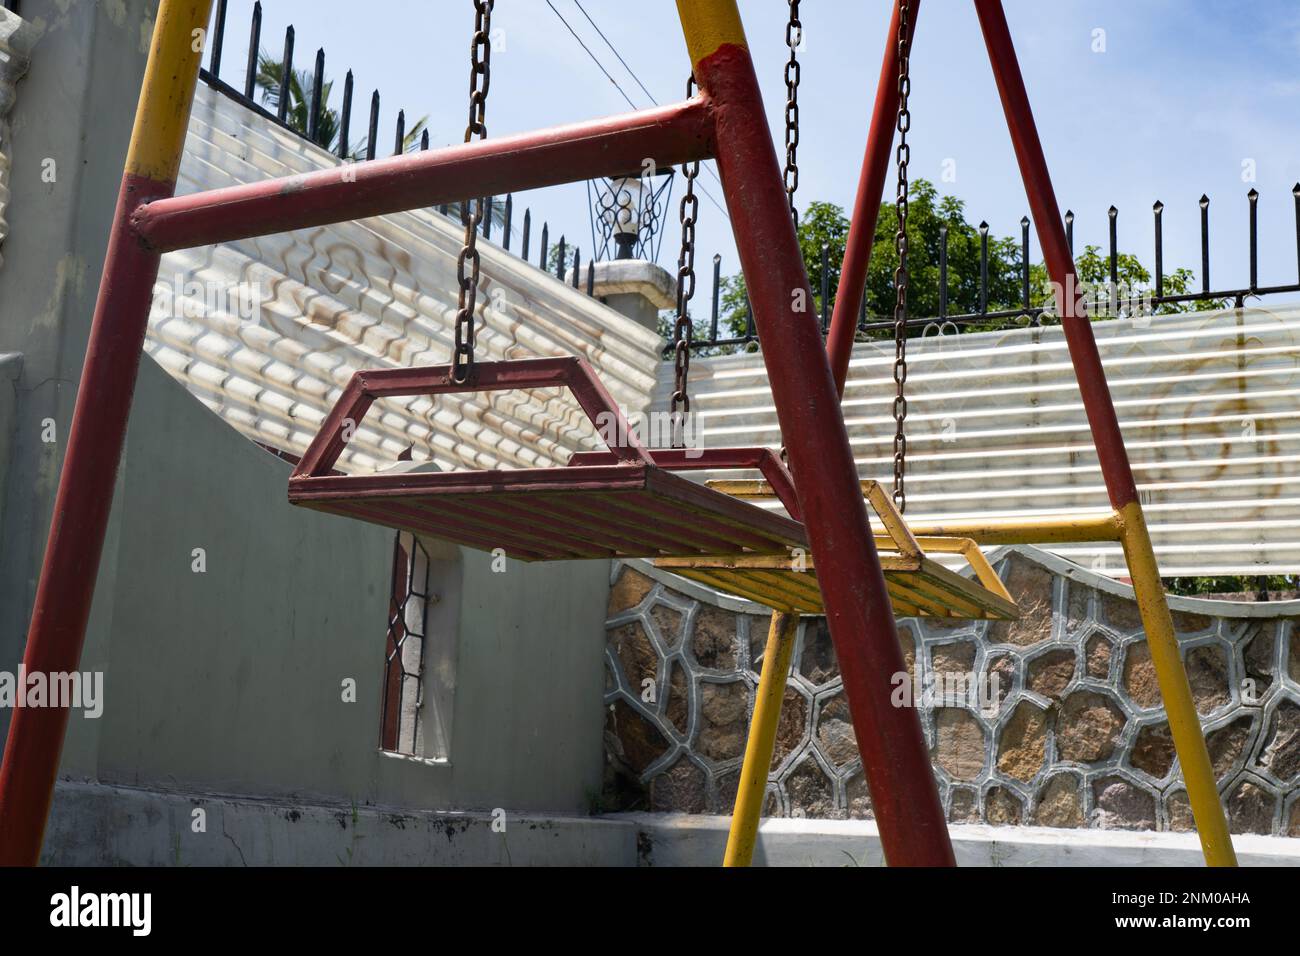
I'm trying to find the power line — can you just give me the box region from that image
[544,0,638,111]
[559,0,731,221]
[572,0,659,106]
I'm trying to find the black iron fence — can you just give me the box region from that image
[693,186,1300,352]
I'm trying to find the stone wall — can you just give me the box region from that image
[601,548,1300,837]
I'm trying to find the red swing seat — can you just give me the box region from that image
[288,356,807,562]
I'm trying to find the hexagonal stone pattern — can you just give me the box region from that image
[697,681,748,762]
[1092,776,1156,830]
[1185,644,1231,715]
[1057,691,1126,763]
[1130,722,1175,780]
[1033,774,1083,828]
[1122,642,1161,710]
[987,555,1055,647]
[814,693,858,769]
[948,786,979,823]
[1225,778,1275,834]
[997,701,1049,783]
[691,607,739,670]
[785,754,835,818]
[1260,700,1300,784]
[1207,716,1253,782]
[933,708,987,782]
[1026,647,1076,700]
[1085,632,1113,679]
[602,553,1300,834]
[985,785,1024,825]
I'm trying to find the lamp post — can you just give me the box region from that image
[609,175,643,259]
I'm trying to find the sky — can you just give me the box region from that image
[205,0,1300,303]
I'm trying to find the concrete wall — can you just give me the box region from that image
[0,0,160,683]
[0,0,617,834]
[42,780,1300,866]
[64,358,608,814]
[603,552,1300,838]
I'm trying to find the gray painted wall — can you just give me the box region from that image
[0,0,611,827]
[0,0,159,671]
[70,358,608,815]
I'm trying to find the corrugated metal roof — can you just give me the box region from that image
[148,84,663,477]
[663,306,1300,576]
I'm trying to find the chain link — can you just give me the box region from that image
[892,0,912,512]
[783,1,802,223]
[670,75,701,448]
[452,0,494,385]
[778,1,803,465]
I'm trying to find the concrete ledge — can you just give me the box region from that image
[43,781,1300,866]
[622,812,1300,867]
[44,780,635,867]
[581,259,677,308]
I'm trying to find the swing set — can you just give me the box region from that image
[0,0,1237,868]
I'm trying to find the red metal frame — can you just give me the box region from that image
[287,357,808,562]
[567,447,801,521]
[825,0,920,395]
[132,99,716,252]
[2,0,1164,868]
[688,30,954,867]
[972,0,1138,510]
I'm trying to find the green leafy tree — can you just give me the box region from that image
[713,179,1215,345]
[865,181,1021,333]
[1165,574,1295,598]
[1029,246,1221,318]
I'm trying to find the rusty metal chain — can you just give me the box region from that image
[892,0,912,512]
[783,0,801,223]
[778,2,802,465]
[670,75,701,449]
[452,0,494,385]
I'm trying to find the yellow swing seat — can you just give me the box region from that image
[655,479,1018,620]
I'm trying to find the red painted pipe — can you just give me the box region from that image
[826,0,920,396]
[695,42,954,865]
[972,0,1138,510]
[132,99,717,253]
[0,174,168,864]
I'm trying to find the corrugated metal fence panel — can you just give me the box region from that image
[148,84,663,475]
[662,305,1300,576]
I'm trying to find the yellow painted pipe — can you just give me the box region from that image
[126,0,214,183]
[723,611,799,867]
[676,0,748,70]
[905,513,1121,546]
[1117,501,1237,866]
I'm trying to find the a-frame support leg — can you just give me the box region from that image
[678,1,955,866]
[0,0,214,865]
[723,612,800,867]
[971,0,1235,866]
[723,0,922,868]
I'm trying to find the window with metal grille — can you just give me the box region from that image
[380,531,431,756]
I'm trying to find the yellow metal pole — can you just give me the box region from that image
[905,513,1121,546]
[1117,502,1237,866]
[126,0,214,184]
[0,0,212,865]
[724,611,799,867]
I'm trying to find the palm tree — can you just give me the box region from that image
[255,54,427,159]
